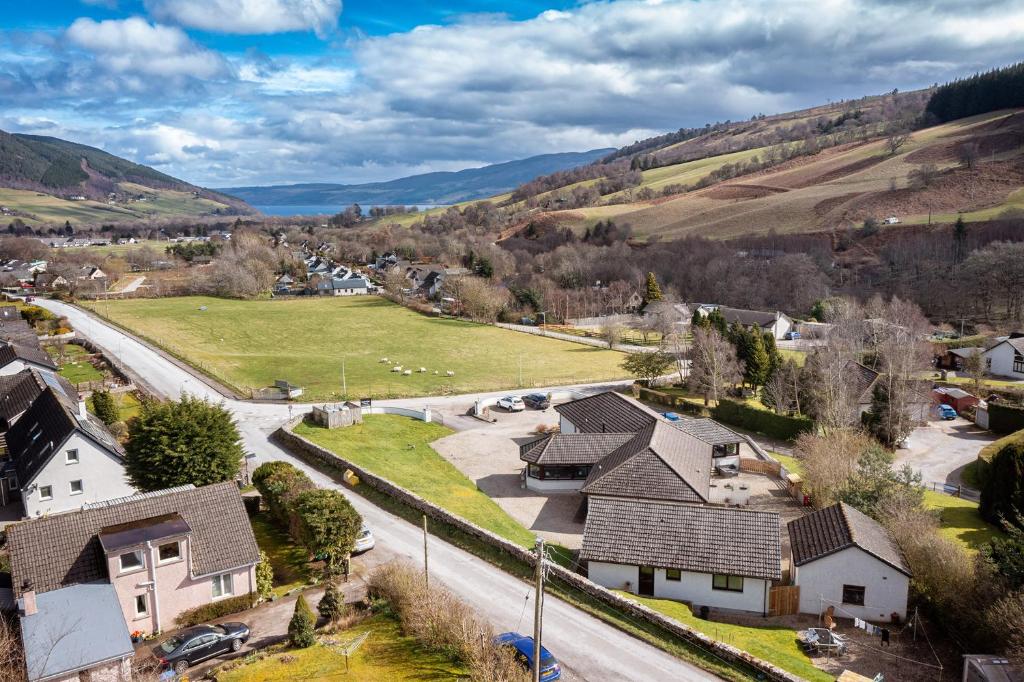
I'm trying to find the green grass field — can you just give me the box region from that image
[216,614,467,681]
[614,592,832,682]
[295,415,537,548]
[84,296,628,399]
[46,343,104,383]
[923,490,1005,552]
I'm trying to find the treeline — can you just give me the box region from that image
[925,61,1024,123]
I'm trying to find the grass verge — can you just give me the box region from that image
[922,490,1005,552]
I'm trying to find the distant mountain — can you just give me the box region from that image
[0,129,254,219]
[221,149,614,207]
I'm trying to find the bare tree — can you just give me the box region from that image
[600,321,623,349]
[804,298,866,431]
[958,141,980,170]
[961,348,986,395]
[885,126,911,156]
[688,327,742,404]
[763,359,803,415]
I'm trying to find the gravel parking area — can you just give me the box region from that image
[430,404,587,548]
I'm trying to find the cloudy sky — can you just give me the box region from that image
[2,0,1022,188]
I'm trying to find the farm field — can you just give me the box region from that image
[64,239,169,257]
[83,295,628,399]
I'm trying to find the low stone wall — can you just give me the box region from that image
[362,405,432,422]
[273,420,806,682]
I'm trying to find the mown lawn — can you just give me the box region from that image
[47,343,104,383]
[923,490,1005,552]
[614,592,832,682]
[87,391,142,422]
[250,511,315,597]
[85,296,627,400]
[216,614,467,681]
[295,415,537,548]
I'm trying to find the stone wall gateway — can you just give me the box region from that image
[272,419,807,682]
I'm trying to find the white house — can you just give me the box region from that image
[697,305,795,340]
[5,386,136,517]
[0,341,58,376]
[581,497,781,614]
[788,502,911,623]
[983,337,1024,380]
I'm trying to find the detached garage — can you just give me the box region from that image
[788,502,911,623]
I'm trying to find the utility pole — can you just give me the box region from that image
[341,357,347,400]
[422,515,429,587]
[532,537,545,682]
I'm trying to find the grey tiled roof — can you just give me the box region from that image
[7,482,260,596]
[788,502,910,576]
[0,318,41,347]
[581,422,711,503]
[0,369,77,428]
[673,418,742,446]
[580,497,781,580]
[718,306,783,328]
[0,341,56,371]
[520,433,634,465]
[847,361,880,404]
[555,391,661,434]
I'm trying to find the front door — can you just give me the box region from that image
[638,566,655,596]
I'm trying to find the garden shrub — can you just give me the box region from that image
[711,399,814,441]
[174,593,256,628]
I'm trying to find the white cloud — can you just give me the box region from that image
[66,17,230,79]
[145,0,342,37]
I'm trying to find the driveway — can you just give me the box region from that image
[896,417,996,487]
[35,298,717,682]
[431,405,586,549]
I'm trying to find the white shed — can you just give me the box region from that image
[788,502,911,623]
[982,337,1024,380]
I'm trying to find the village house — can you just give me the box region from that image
[697,305,795,340]
[4,385,136,517]
[788,502,911,622]
[7,482,260,634]
[983,335,1024,380]
[0,341,58,376]
[935,345,984,371]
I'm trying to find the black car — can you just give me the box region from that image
[523,393,551,410]
[153,622,250,673]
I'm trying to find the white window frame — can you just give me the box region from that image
[69,479,83,495]
[65,449,79,464]
[134,593,149,618]
[119,550,145,574]
[211,573,233,600]
[38,485,53,501]
[158,541,181,564]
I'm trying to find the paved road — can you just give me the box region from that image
[39,298,719,682]
[896,416,996,488]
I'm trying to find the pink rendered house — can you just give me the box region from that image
[7,482,260,638]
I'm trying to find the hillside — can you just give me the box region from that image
[221,148,613,207]
[0,130,254,225]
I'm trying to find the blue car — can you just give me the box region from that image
[938,404,957,420]
[661,411,681,422]
[493,632,562,680]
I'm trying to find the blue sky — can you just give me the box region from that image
[2,0,1023,187]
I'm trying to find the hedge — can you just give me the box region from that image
[976,429,1024,485]
[174,593,257,628]
[989,402,1024,434]
[243,494,261,517]
[710,399,814,441]
[636,386,707,417]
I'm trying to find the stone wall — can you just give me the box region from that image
[273,421,807,682]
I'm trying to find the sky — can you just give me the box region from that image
[1,1,1023,188]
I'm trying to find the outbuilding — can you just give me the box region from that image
[932,386,979,414]
[788,502,911,623]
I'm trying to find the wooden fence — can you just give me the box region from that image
[739,457,781,476]
[769,585,801,617]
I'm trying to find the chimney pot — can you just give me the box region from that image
[22,590,37,617]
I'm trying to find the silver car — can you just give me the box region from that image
[496,396,525,412]
[353,525,375,553]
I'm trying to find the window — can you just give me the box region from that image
[134,594,148,617]
[69,480,83,495]
[1014,353,1024,374]
[842,585,866,606]
[528,464,541,479]
[665,568,682,582]
[158,542,181,563]
[119,551,144,572]
[212,573,233,599]
[38,485,52,501]
[712,574,744,592]
[65,449,79,464]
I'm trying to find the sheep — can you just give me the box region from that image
[379,357,389,363]
[418,367,427,373]
[392,365,403,373]
[433,370,439,375]
[446,370,455,377]
[403,369,413,376]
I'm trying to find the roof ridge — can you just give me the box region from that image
[82,484,197,511]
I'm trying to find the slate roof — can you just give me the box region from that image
[847,361,880,404]
[7,482,260,597]
[987,337,1024,355]
[520,433,634,465]
[20,583,134,682]
[581,421,711,503]
[673,418,742,446]
[718,306,784,328]
[0,341,56,371]
[0,318,40,347]
[788,502,910,576]
[0,305,19,321]
[948,346,983,359]
[0,369,77,428]
[5,387,122,487]
[555,391,661,433]
[580,497,781,580]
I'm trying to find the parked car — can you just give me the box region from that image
[784,331,801,340]
[661,411,681,422]
[493,632,562,680]
[154,623,251,673]
[496,396,525,412]
[523,393,551,410]
[938,404,958,420]
[354,525,376,553]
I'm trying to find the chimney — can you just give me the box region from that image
[601,422,607,433]
[77,400,88,419]
[21,590,37,617]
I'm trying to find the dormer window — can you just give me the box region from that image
[119,550,144,572]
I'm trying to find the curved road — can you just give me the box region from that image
[38,299,719,682]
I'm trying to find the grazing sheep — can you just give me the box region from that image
[392,365,402,373]
[403,369,412,376]
[379,357,389,363]
[419,367,427,373]
[446,370,455,377]
[433,370,439,375]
